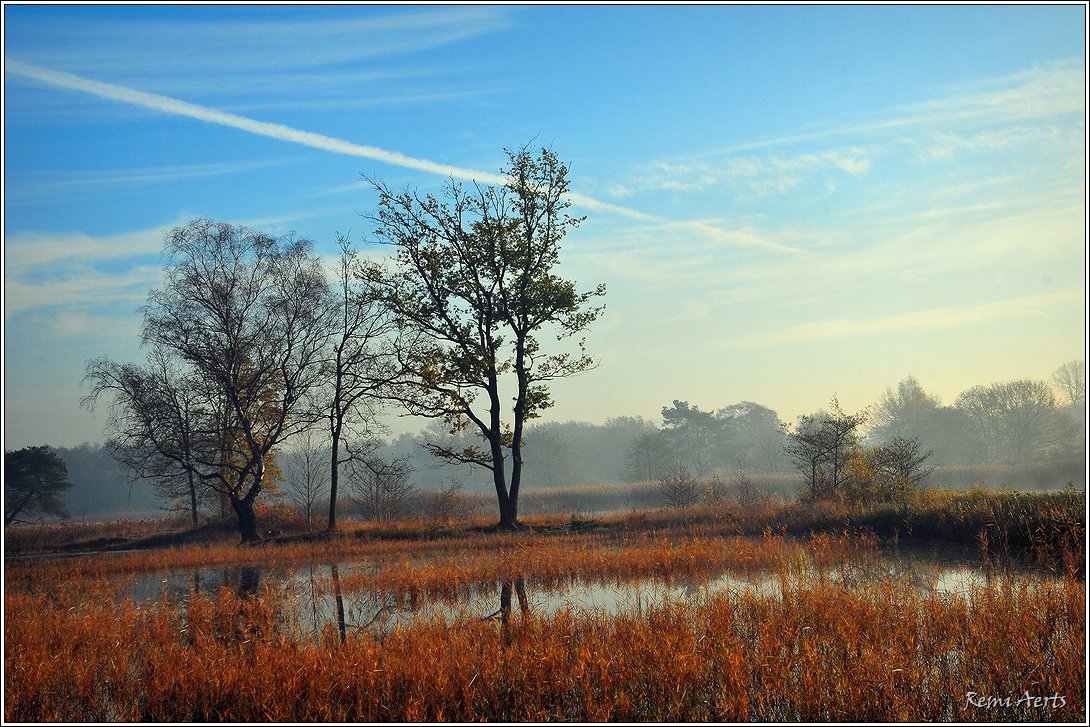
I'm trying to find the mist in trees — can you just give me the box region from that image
[20,359,1084,524]
[657,400,791,478]
[279,429,330,531]
[51,444,162,519]
[873,368,1084,466]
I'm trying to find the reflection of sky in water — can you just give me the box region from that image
[121,549,1055,640]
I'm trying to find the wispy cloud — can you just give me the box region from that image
[3,263,162,317]
[4,224,166,332]
[607,58,1083,202]
[50,311,143,339]
[5,8,514,122]
[7,7,513,75]
[5,226,166,269]
[3,216,354,325]
[891,61,1085,129]
[760,289,1083,344]
[5,158,301,203]
[913,124,1079,162]
[608,147,875,200]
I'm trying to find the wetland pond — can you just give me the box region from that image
[120,544,1064,643]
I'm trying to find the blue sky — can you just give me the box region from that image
[3,3,1086,450]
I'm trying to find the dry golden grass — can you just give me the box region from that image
[5,560,1082,722]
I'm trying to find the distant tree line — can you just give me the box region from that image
[870,371,1084,466]
[9,359,1082,525]
[386,362,1085,503]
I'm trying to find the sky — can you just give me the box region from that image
[2,3,1087,451]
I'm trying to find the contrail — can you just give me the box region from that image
[6,59,508,185]
[7,58,799,253]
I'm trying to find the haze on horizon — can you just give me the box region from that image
[3,4,1086,451]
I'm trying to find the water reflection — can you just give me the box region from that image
[330,562,346,643]
[237,565,261,598]
[496,578,530,644]
[124,547,1059,644]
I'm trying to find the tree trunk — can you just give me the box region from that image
[506,447,523,528]
[187,469,199,528]
[231,495,261,544]
[486,429,517,529]
[498,487,521,529]
[327,433,340,531]
[330,562,347,644]
[493,467,518,530]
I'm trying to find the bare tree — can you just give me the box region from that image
[954,385,999,463]
[955,379,1066,464]
[521,423,578,488]
[362,147,605,529]
[731,461,766,511]
[875,436,934,490]
[425,478,483,522]
[85,219,331,543]
[991,379,1063,464]
[281,429,330,530]
[1051,360,1086,410]
[348,449,416,522]
[716,402,789,476]
[657,461,701,509]
[323,234,401,531]
[868,376,941,443]
[85,348,213,527]
[623,429,674,483]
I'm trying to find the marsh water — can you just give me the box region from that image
[120,545,1059,642]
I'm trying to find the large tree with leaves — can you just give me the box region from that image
[4,446,73,525]
[84,219,331,542]
[363,147,605,529]
[661,400,720,476]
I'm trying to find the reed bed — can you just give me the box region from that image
[5,487,1084,722]
[324,530,886,600]
[3,529,565,593]
[5,565,1082,722]
[4,528,875,607]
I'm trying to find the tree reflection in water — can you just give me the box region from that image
[496,577,530,645]
[236,565,261,598]
[330,562,346,644]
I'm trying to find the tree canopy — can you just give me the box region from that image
[363,146,606,528]
[4,445,73,525]
[84,219,332,542]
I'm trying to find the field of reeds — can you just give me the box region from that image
[4,486,1086,722]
